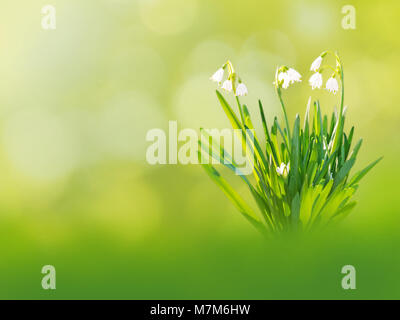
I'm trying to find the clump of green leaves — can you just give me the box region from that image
[201,52,381,236]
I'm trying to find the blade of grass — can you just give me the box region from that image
[201,162,268,236]
[349,157,383,187]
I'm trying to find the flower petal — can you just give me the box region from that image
[310,56,323,72]
[325,77,339,94]
[221,79,233,92]
[235,83,248,96]
[210,68,224,82]
[309,72,323,90]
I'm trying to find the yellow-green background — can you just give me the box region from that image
[0,0,399,299]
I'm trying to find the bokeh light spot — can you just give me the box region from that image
[139,0,198,35]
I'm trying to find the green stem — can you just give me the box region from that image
[236,96,245,125]
[328,52,345,154]
[335,67,345,153]
[276,86,291,143]
[339,67,344,118]
[319,65,337,74]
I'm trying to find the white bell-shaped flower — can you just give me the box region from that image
[310,56,323,72]
[210,68,224,83]
[235,83,248,96]
[309,72,323,90]
[221,79,233,92]
[325,76,339,94]
[287,68,302,83]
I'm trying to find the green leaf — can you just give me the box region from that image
[349,138,363,159]
[308,180,334,228]
[244,125,270,175]
[291,192,301,224]
[345,126,354,158]
[270,118,281,164]
[243,104,255,130]
[317,186,356,224]
[340,142,345,166]
[215,91,262,180]
[313,101,321,136]
[331,108,346,156]
[275,118,290,155]
[199,131,276,231]
[288,115,300,198]
[304,96,311,131]
[259,100,279,166]
[216,90,243,131]
[330,201,357,221]
[333,157,356,190]
[328,111,336,139]
[322,115,328,136]
[201,163,267,236]
[349,157,383,187]
[314,150,337,184]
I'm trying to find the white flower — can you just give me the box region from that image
[210,67,224,83]
[310,56,323,72]
[278,71,292,89]
[235,83,248,96]
[325,76,339,94]
[287,68,302,83]
[221,79,233,92]
[278,68,302,89]
[276,162,290,177]
[309,72,323,90]
[278,71,289,88]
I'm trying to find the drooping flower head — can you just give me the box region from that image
[221,79,233,92]
[308,51,343,95]
[310,56,323,72]
[276,66,302,90]
[309,72,323,90]
[325,76,339,94]
[235,82,248,96]
[210,61,248,96]
[278,71,289,89]
[277,70,288,88]
[287,68,302,83]
[210,68,224,83]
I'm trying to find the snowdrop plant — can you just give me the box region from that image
[210,61,248,97]
[201,51,382,236]
[309,51,341,94]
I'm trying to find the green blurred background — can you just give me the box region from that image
[0,0,399,299]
